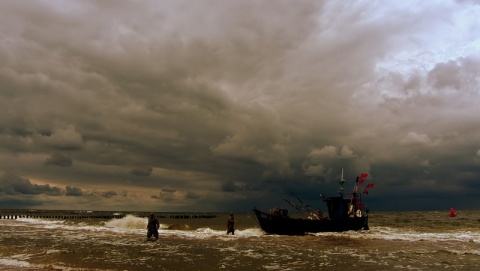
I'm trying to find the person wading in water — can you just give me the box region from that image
[227,213,235,235]
[147,213,160,241]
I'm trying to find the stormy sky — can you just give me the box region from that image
[1,0,479,212]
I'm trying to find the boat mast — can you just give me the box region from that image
[339,168,345,195]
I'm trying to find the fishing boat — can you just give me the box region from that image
[253,171,374,235]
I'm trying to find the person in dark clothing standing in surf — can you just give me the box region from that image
[227,213,235,235]
[147,213,160,240]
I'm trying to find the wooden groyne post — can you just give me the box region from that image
[0,212,125,220]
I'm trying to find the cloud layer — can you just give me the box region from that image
[1,0,479,211]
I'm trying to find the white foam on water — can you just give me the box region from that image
[310,226,480,244]
[45,249,63,254]
[438,247,480,256]
[0,257,31,268]
[263,264,283,270]
[17,217,65,226]
[14,215,142,235]
[241,249,264,259]
[160,227,226,239]
[15,217,102,233]
[167,227,269,240]
[364,226,480,243]
[6,215,267,241]
[235,227,266,237]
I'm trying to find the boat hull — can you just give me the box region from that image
[253,208,368,235]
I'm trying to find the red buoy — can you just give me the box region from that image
[449,208,457,217]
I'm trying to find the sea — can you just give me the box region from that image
[1,209,479,271]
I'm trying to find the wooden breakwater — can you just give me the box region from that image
[0,210,217,220]
[0,212,125,220]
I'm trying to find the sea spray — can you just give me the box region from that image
[104,214,147,229]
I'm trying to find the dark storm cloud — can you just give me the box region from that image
[186,191,200,199]
[221,181,247,192]
[151,190,176,202]
[101,191,117,198]
[0,173,62,196]
[221,181,237,192]
[0,0,479,211]
[65,185,83,196]
[45,153,73,167]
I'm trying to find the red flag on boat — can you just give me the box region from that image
[358,173,368,184]
[363,183,374,194]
